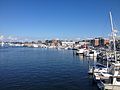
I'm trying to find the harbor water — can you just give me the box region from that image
[0,47,99,90]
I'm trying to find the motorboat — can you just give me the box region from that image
[97,63,120,90]
[89,50,99,57]
[76,48,85,54]
[88,63,107,74]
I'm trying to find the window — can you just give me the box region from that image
[116,78,120,82]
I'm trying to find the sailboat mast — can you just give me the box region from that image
[109,12,117,63]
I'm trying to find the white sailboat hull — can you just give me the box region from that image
[98,82,120,90]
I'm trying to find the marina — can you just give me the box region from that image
[0,24,120,90]
[0,0,120,90]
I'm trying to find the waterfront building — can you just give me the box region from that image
[94,38,99,46]
[90,37,109,47]
[61,41,75,47]
[104,39,109,46]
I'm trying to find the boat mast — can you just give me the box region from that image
[109,12,117,63]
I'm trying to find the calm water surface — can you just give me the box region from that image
[0,47,98,90]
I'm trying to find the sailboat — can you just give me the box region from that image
[97,12,120,90]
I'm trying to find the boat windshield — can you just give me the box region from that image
[89,52,94,54]
[101,77,113,84]
[96,64,106,68]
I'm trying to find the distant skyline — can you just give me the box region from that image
[0,0,120,39]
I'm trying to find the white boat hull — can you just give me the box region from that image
[98,82,120,90]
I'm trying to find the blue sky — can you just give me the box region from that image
[0,0,120,39]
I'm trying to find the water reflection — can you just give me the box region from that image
[78,55,84,60]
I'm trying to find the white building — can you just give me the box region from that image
[61,41,75,47]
